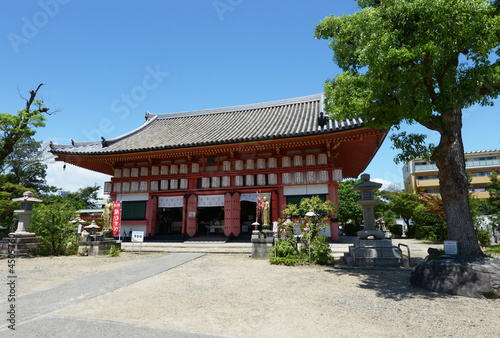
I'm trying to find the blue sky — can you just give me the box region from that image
[1,0,498,193]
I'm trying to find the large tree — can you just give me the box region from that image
[315,0,500,255]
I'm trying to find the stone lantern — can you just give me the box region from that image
[352,173,384,239]
[344,173,404,267]
[12,191,42,237]
[1,191,43,255]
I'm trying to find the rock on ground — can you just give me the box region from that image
[410,256,500,299]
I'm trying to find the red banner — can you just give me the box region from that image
[112,202,122,237]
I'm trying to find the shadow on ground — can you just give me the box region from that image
[324,267,450,301]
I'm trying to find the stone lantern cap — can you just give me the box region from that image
[12,191,43,205]
[84,220,101,229]
[352,174,382,191]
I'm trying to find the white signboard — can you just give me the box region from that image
[444,240,457,255]
[131,231,144,243]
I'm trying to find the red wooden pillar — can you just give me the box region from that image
[232,192,241,237]
[278,186,286,219]
[271,190,279,222]
[186,194,197,237]
[328,182,340,240]
[148,196,158,237]
[224,193,233,237]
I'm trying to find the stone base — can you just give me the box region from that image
[344,238,403,267]
[251,231,274,259]
[78,240,121,256]
[0,235,39,255]
[410,256,500,299]
[357,229,385,239]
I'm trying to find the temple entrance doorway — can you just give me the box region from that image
[157,207,183,234]
[240,201,257,233]
[196,206,225,235]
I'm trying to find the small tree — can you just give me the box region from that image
[270,196,336,265]
[337,179,363,234]
[30,199,77,255]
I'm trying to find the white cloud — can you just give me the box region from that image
[46,158,111,198]
[372,178,402,191]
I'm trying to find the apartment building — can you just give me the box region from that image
[403,149,500,199]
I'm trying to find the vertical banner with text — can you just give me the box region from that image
[112,201,122,237]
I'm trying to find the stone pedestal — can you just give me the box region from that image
[0,234,39,255]
[251,230,274,259]
[78,240,121,256]
[344,238,404,267]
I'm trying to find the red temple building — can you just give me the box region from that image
[50,94,387,240]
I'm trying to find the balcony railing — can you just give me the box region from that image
[415,158,500,171]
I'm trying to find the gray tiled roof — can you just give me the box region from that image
[50,94,364,155]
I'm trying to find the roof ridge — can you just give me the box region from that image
[150,94,322,120]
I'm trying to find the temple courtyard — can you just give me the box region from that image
[1,239,499,337]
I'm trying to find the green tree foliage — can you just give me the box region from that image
[0,84,50,167]
[315,0,500,255]
[30,198,77,256]
[337,179,363,234]
[270,196,335,265]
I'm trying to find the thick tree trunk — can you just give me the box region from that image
[432,108,483,256]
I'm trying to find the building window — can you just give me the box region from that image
[268,173,277,185]
[282,157,291,167]
[122,168,130,178]
[151,166,159,176]
[140,167,149,177]
[180,164,188,174]
[246,159,254,170]
[257,158,266,169]
[282,173,291,185]
[170,165,178,175]
[170,179,178,189]
[113,182,121,193]
[122,182,130,192]
[293,155,303,167]
[202,177,210,189]
[122,201,147,220]
[318,154,327,165]
[235,160,244,170]
[192,163,200,174]
[131,182,139,192]
[223,161,231,171]
[131,168,139,177]
[114,168,122,178]
[180,179,188,189]
[257,174,266,186]
[268,158,277,168]
[306,155,315,166]
[161,166,169,175]
[212,176,220,188]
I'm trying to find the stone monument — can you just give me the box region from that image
[344,174,404,267]
[2,191,42,255]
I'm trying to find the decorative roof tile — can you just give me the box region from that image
[50,94,365,155]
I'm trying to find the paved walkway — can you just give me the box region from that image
[0,253,220,338]
[120,237,442,260]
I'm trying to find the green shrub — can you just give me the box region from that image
[343,223,361,236]
[107,245,120,257]
[476,229,491,247]
[387,223,403,238]
[302,235,333,265]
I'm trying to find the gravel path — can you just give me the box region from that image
[2,241,499,337]
[57,254,499,337]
